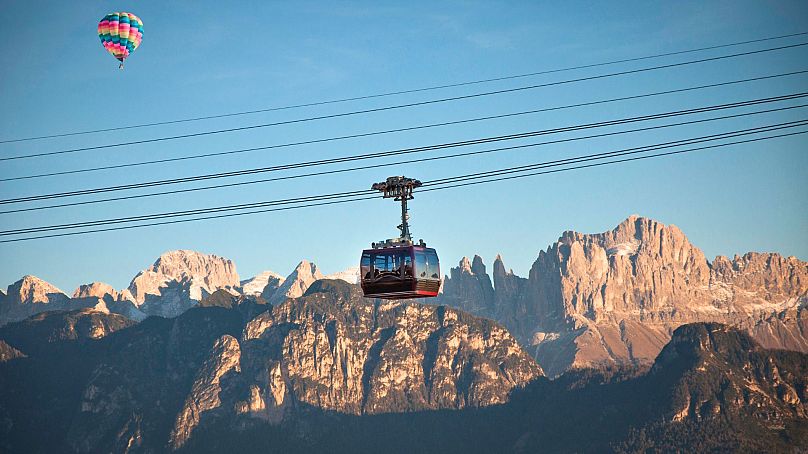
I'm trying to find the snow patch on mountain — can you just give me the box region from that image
[240,271,286,296]
[324,266,360,284]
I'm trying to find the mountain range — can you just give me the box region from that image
[0,215,805,452]
[437,215,807,376]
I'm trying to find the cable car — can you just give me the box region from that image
[360,176,441,299]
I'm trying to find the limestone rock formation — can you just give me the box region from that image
[0,309,136,361]
[438,216,808,377]
[170,335,242,449]
[11,282,540,451]
[267,260,323,305]
[126,250,240,317]
[240,271,285,296]
[0,340,25,362]
[650,323,808,424]
[0,275,70,324]
[241,281,541,417]
[440,256,495,316]
[72,282,119,302]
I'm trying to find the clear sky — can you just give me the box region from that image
[1,0,806,293]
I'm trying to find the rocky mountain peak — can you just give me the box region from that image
[438,215,807,377]
[72,282,118,302]
[323,266,361,284]
[492,254,513,279]
[125,250,241,316]
[442,256,496,315]
[471,255,486,275]
[647,323,806,430]
[267,260,324,305]
[458,256,473,274]
[710,252,807,298]
[492,255,504,274]
[148,250,240,288]
[5,275,68,306]
[240,271,285,296]
[659,323,757,363]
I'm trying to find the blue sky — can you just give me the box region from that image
[1,0,806,292]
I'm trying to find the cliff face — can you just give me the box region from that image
[4,312,803,453]
[239,282,540,418]
[0,275,70,323]
[650,323,807,423]
[438,216,808,376]
[0,280,540,452]
[0,276,117,326]
[127,250,241,317]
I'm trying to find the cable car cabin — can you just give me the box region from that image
[360,245,441,299]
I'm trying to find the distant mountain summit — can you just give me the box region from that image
[438,215,807,376]
[126,250,240,316]
[240,270,285,297]
[323,265,361,284]
[267,260,323,305]
[1,275,71,322]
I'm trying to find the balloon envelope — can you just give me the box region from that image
[98,12,144,63]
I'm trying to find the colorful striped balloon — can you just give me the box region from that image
[98,12,144,68]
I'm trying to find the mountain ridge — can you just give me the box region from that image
[2,305,803,453]
[2,215,805,381]
[437,215,807,376]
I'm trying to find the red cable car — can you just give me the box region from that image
[360,177,441,299]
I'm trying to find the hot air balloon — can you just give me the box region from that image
[98,12,143,69]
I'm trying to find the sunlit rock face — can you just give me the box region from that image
[241,281,542,418]
[438,215,808,377]
[651,323,808,425]
[170,335,242,449]
[240,271,285,297]
[2,310,805,452]
[125,250,241,317]
[73,282,118,302]
[0,275,71,324]
[267,260,323,305]
[34,281,540,451]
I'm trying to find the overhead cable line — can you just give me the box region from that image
[2,129,804,244]
[5,69,806,182]
[0,92,808,205]
[424,121,808,187]
[3,41,807,163]
[421,129,808,192]
[4,120,805,237]
[2,31,806,145]
[2,92,804,205]
[4,102,805,215]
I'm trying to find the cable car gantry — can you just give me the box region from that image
[360,176,441,299]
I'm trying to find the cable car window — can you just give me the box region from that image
[425,250,440,280]
[374,254,389,275]
[403,253,413,277]
[361,253,372,280]
[371,251,412,278]
[415,250,427,278]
